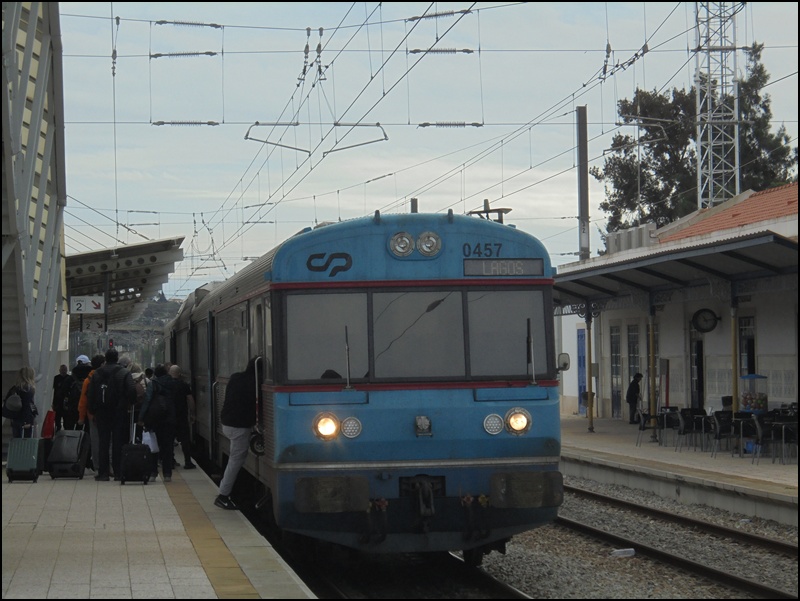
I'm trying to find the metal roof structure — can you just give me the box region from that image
[65,236,184,331]
[553,232,798,311]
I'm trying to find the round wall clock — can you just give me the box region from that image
[692,308,719,333]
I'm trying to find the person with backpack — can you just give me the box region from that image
[138,364,177,482]
[169,364,197,470]
[87,348,136,482]
[51,364,70,432]
[77,354,105,472]
[5,367,37,438]
[56,358,91,432]
[129,362,149,437]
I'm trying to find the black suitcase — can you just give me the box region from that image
[47,426,89,479]
[119,410,151,485]
[6,432,42,483]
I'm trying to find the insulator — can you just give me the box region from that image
[150,51,217,59]
[155,20,221,29]
[151,121,220,127]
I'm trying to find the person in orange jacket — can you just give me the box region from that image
[77,354,105,473]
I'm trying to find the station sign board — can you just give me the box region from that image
[70,295,104,314]
[81,317,106,332]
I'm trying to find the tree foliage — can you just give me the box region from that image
[591,43,797,233]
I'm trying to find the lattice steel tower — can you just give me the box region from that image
[694,2,744,208]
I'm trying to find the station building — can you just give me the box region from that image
[555,183,798,418]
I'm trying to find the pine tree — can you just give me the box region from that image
[591,43,797,233]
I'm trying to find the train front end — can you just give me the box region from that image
[266,212,564,559]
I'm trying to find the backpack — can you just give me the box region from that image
[59,377,82,414]
[89,364,123,414]
[143,379,167,428]
[2,386,23,419]
[132,374,148,408]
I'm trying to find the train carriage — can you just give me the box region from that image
[167,209,568,564]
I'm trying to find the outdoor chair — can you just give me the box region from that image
[675,408,704,452]
[635,411,655,447]
[751,413,778,465]
[710,410,733,458]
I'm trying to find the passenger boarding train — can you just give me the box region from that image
[166,208,569,565]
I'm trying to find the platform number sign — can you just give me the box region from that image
[71,295,104,314]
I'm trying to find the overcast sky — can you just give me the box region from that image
[57,2,798,299]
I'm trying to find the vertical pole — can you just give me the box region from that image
[585,312,594,433]
[577,106,590,261]
[730,304,739,411]
[649,308,657,412]
[648,306,658,442]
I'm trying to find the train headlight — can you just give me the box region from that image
[417,231,441,256]
[483,414,504,435]
[505,407,532,435]
[341,416,362,439]
[390,232,414,256]
[314,412,340,440]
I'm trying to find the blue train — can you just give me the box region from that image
[166,209,568,564]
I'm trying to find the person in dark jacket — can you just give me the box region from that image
[57,359,92,432]
[626,372,644,424]
[51,364,70,432]
[214,356,262,510]
[138,364,177,482]
[88,348,136,481]
[169,364,197,470]
[8,367,37,438]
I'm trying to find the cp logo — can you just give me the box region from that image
[306,252,352,277]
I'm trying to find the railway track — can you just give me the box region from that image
[560,484,798,599]
[235,471,530,599]
[565,484,798,557]
[210,461,798,599]
[293,549,532,599]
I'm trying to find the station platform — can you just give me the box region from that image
[559,414,798,526]
[1,463,316,599]
[3,417,796,599]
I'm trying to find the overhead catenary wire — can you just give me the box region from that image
[58,4,797,291]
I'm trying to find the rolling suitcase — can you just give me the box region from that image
[119,410,151,485]
[6,431,41,483]
[47,425,89,479]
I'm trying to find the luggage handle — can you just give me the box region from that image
[129,408,137,444]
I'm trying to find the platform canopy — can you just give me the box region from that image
[553,232,798,309]
[65,236,184,331]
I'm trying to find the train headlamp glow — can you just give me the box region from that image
[505,407,532,435]
[483,414,504,435]
[341,416,362,439]
[390,232,414,256]
[314,412,340,440]
[416,231,441,256]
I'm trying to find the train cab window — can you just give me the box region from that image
[286,293,369,381]
[373,291,465,378]
[468,290,548,378]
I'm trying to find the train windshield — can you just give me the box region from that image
[284,287,551,383]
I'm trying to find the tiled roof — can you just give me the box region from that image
[659,182,798,243]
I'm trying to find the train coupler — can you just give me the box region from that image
[461,493,491,540]
[360,498,389,544]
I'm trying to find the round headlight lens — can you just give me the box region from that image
[390,232,414,256]
[341,416,362,439]
[483,414,504,435]
[314,413,340,440]
[505,407,532,435]
[417,231,441,256]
